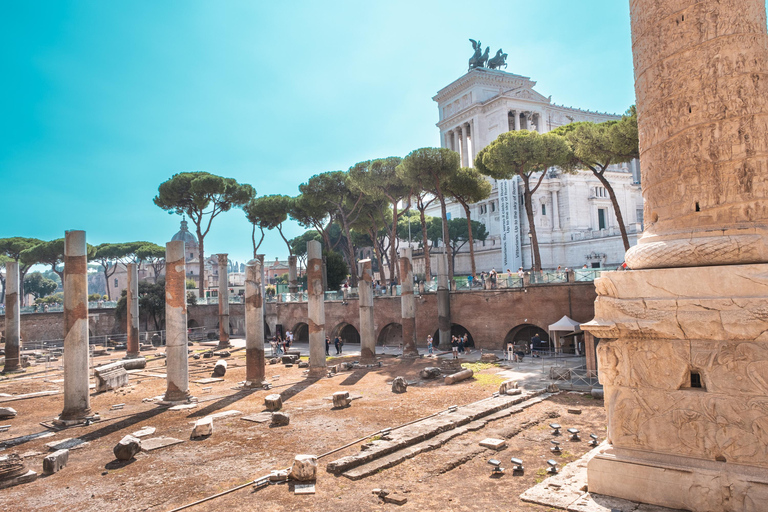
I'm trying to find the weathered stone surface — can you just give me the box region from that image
[419,367,441,380]
[549,367,571,380]
[481,353,498,362]
[46,438,89,451]
[269,468,290,481]
[0,407,17,419]
[590,387,604,400]
[499,380,518,395]
[121,358,147,371]
[212,360,227,377]
[113,435,141,460]
[132,426,156,438]
[391,376,408,393]
[94,362,130,392]
[281,355,298,364]
[42,449,68,475]
[332,391,351,408]
[290,454,317,481]
[382,493,408,505]
[546,384,560,393]
[479,438,506,450]
[271,412,290,427]
[241,412,272,423]
[191,417,212,438]
[141,437,183,451]
[0,469,37,489]
[265,394,283,411]
[269,358,278,365]
[298,361,309,368]
[445,368,473,385]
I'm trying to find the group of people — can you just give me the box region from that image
[450,334,471,359]
[269,330,294,357]
[324,335,344,356]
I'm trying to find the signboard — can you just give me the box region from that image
[498,177,522,270]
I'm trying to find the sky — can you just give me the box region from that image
[1,0,638,266]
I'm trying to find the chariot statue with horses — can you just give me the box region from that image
[468,39,508,71]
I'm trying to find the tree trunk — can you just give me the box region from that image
[437,191,454,280]
[418,208,431,280]
[523,188,542,271]
[103,265,115,300]
[595,170,631,252]
[197,228,205,301]
[339,215,358,286]
[389,202,399,285]
[19,266,31,306]
[461,202,477,278]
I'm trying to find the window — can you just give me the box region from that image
[541,204,546,216]
[595,186,607,198]
[491,202,496,212]
[598,209,607,230]
[636,208,644,230]
[114,278,119,288]
[190,252,193,259]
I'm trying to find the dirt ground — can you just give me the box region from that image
[0,346,605,511]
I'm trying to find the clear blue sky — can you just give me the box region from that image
[1,0,637,266]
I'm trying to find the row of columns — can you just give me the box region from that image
[445,120,475,168]
[508,110,545,133]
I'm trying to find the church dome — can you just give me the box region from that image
[171,219,199,249]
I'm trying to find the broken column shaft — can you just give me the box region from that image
[244,257,265,387]
[125,263,140,358]
[217,253,230,348]
[437,254,451,347]
[288,255,298,294]
[307,240,326,375]
[164,240,190,402]
[3,261,21,373]
[399,248,418,357]
[58,230,92,422]
[358,258,375,363]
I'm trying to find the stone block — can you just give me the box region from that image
[265,394,283,411]
[132,426,156,438]
[113,435,141,461]
[591,387,604,399]
[42,449,68,475]
[212,360,227,377]
[0,469,37,489]
[298,361,309,368]
[269,468,290,481]
[271,412,290,427]
[391,376,408,393]
[549,367,571,380]
[290,454,317,481]
[481,353,498,362]
[419,367,441,379]
[332,391,351,408]
[445,368,473,385]
[547,384,560,393]
[46,438,89,451]
[479,438,507,450]
[191,417,213,438]
[0,407,17,419]
[269,358,278,365]
[281,355,298,364]
[121,358,147,370]
[140,437,183,452]
[382,493,408,505]
[499,380,518,394]
[94,362,129,392]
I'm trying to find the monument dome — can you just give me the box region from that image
[171,219,199,262]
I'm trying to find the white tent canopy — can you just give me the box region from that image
[548,316,583,354]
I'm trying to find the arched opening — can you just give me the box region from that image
[292,322,308,342]
[331,322,360,345]
[187,319,199,328]
[503,324,549,350]
[213,321,234,335]
[377,323,403,346]
[432,324,474,347]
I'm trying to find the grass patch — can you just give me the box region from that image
[461,361,498,372]
[473,373,505,387]
[368,434,382,442]
[534,468,548,484]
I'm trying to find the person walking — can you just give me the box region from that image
[427,335,433,355]
[325,336,330,356]
[334,336,340,355]
[458,334,465,354]
[451,335,459,359]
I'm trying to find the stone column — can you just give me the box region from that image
[514,110,521,131]
[216,254,230,348]
[358,259,375,363]
[307,240,326,374]
[288,255,298,293]
[436,254,451,347]
[458,126,466,167]
[58,230,92,423]
[466,122,474,168]
[583,1,768,510]
[551,189,560,230]
[2,261,20,373]
[125,263,140,359]
[399,248,418,357]
[244,258,265,387]
[163,240,191,403]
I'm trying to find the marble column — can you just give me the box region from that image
[2,261,20,373]
[583,1,768,510]
[307,240,326,374]
[467,121,475,168]
[400,248,418,356]
[458,126,467,167]
[514,110,521,131]
[358,259,375,363]
[216,254,230,348]
[288,255,298,293]
[244,258,265,388]
[436,254,451,347]
[163,241,191,403]
[125,263,140,359]
[58,230,92,423]
[551,190,560,230]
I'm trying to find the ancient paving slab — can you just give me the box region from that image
[194,378,224,384]
[241,412,272,424]
[168,403,198,411]
[45,438,89,451]
[0,390,61,403]
[141,437,184,452]
[479,438,506,450]
[294,483,316,495]
[204,410,241,420]
[0,469,37,489]
[0,431,55,448]
[337,392,548,479]
[131,426,156,438]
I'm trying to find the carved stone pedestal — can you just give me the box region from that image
[583,264,768,512]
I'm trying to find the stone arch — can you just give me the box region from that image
[503,324,549,350]
[330,322,360,345]
[432,323,474,347]
[292,322,308,342]
[187,319,200,329]
[377,323,402,346]
[214,321,234,335]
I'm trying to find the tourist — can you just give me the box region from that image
[464,335,471,355]
[458,334,465,354]
[467,274,474,288]
[451,335,459,359]
[490,269,497,289]
[517,267,525,278]
[339,336,344,354]
[334,336,341,355]
[325,336,330,356]
[583,264,588,269]
[427,335,433,355]
[531,333,541,357]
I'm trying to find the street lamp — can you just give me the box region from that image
[527,230,533,271]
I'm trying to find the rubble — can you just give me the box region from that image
[265,394,283,411]
[290,454,318,481]
[43,449,69,475]
[332,391,351,408]
[419,367,441,379]
[0,407,17,419]
[113,435,141,461]
[191,417,213,438]
[212,359,227,377]
[94,362,129,392]
[445,368,473,385]
[391,376,408,393]
[271,412,290,427]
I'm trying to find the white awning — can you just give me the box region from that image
[548,315,582,333]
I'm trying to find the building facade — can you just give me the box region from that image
[418,68,643,274]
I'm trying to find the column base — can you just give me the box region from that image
[243,380,269,389]
[158,396,198,407]
[1,367,25,375]
[215,342,232,350]
[588,447,768,512]
[123,352,142,360]
[53,413,101,427]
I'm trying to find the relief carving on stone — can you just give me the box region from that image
[597,339,689,389]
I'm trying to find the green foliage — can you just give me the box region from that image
[275,273,289,285]
[427,217,488,247]
[324,250,349,291]
[245,194,295,254]
[24,272,58,299]
[289,231,323,259]
[185,278,196,289]
[397,210,434,244]
[397,147,460,194]
[474,130,571,180]
[88,293,104,301]
[36,292,64,304]
[115,278,166,330]
[349,156,407,202]
[445,167,492,205]
[135,242,165,283]
[265,284,276,296]
[186,291,198,307]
